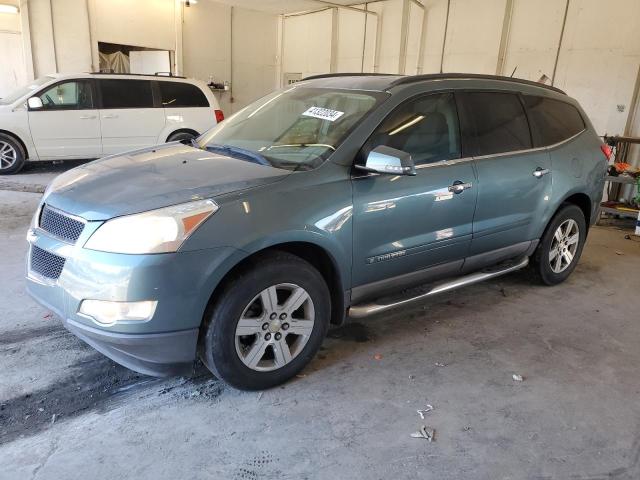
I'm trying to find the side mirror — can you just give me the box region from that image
[356,145,416,176]
[27,97,43,110]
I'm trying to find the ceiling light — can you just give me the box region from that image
[0,4,19,14]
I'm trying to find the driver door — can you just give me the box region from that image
[28,79,102,159]
[351,92,477,301]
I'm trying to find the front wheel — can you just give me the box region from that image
[0,134,26,175]
[200,252,330,390]
[533,204,587,285]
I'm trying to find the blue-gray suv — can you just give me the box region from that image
[26,73,607,390]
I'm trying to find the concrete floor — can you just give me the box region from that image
[1,163,640,480]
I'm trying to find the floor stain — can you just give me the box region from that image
[327,322,372,343]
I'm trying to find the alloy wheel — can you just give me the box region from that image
[0,141,17,170]
[549,219,580,273]
[234,283,315,372]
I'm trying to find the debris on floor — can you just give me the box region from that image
[374,353,383,360]
[410,425,435,442]
[417,405,434,419]
[435,362,446,367]
[512,374,524,382]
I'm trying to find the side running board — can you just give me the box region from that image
[348,256,529,318]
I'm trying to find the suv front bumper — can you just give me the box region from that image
[26,225,241,377]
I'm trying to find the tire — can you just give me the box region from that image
[0,133,26,175]
[200,251,331,390]
[532,204,587,286]
[167,131,198,144]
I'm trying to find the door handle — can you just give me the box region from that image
[448,181,473,194]
[79,115,96,120]
[102,114,118,119]
[533,168,550,178]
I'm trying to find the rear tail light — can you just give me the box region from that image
[214,109,224,123]
[600,143,612,161]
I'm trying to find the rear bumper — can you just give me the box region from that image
[64,318,199,377]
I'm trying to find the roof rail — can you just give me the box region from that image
[302,72,397,81]
[90,72,187,79]
[302,72,566,95]
[388,73,566,95]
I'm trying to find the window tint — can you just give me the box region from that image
[99,80,154,109]
[523,95,585,147]
[38,81,93,110]
[159,81,209,107]
[457,92,532,156]
[367,93,461,165]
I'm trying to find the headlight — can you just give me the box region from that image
[84,199,218,254]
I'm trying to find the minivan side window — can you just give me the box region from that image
[38,81,94,110]
[523,95,585,147]
[99,80,154,109]
[367,92,461,165]
[457,92,532,156]
[159,81,209,108]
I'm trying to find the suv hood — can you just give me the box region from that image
[44,144,291,220]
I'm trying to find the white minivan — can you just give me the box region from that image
[0,73,224,174]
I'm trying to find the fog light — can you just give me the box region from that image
[79,300,157,325]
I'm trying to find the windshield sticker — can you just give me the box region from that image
[302,106,345,122]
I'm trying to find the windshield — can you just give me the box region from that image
[197,87,388,171]
[0,76,54,105]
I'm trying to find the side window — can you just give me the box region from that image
[38,81,94,110]
[366,93,461,165]
[457,92,532,156]
[523,95,585,147]
[159,82,209,107]
[99,80,154,109]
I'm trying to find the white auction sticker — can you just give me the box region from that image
[302,106,345,122]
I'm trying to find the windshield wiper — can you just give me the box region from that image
[204,144,271,166]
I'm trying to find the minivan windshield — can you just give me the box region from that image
[0,76,54,105]
[196,87,388,171]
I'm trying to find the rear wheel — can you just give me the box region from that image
[200,252,330,390]
[533,204,586,285]
[0,134,26,175]
[167,131,198,144]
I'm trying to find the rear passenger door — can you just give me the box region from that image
[158,81,213,134]
[98,79,166,154]
[457,91,552,259]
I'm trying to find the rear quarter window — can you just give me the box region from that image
[99,79,154,109]
[457,92,532,156]
[523,95,585,147]
[158,81,209,108]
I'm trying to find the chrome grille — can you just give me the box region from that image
[30,245,66,280]
[39,205,84,244]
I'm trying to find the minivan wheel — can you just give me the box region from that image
[0,134,26,175]
[167,131,198,144]
[200,251,330,390]
[533,204,586,286]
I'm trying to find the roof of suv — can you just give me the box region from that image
[301,73,567,95]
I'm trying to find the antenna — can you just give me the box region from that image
[510,66,517,78]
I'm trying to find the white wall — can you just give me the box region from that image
[282,9,333,79]
[0,0,26,96]
[183,2,279,114]
[231,8,279,111]
[182,1,231,111]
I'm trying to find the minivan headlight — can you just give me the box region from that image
[84,199,218,254]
